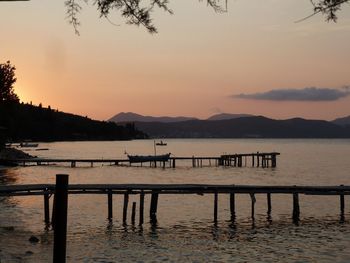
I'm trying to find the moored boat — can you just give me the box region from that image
[127,153,171,163]
[156,140,167,146]
[20,142,39,148]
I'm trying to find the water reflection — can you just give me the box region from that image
[0,167,18,185]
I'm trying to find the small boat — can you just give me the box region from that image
[156,141,167,146]
[20,142,39,148]
[127,153,171,163]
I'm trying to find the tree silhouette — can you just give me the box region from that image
[0,61,19,103]
[64,0,349,34]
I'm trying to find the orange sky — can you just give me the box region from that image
[1,0,350,121]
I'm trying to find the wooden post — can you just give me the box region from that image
[44,191,50,225]
[162,161,166,169]
[172,159,176,168]
[108,190,113,220]
[214,192,218,223]
[292,193,300,222]
[250,193,256,220]
[340,186,345,218]
[271,154,276,168]
[252,154,255,167]
[192,156,195,167]
[123,193,129,223]
[267,193,272,215]
[53,174,69,263]
[150,192,159,222]
[230,193,235,220]
[257,152,260,167]
[131,202,136,224]
[51,192,56,229]
[90,162,93,168]
[139,192,145,225]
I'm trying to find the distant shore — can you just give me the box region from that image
[0,147,34,160]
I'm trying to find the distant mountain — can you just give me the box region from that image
[109,112,197,123]
[131,116,350,138]
[332,115,350,126]
[207,113,254,121]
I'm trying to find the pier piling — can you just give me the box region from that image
[139,192,145,225]
[214,192,218,223]
[292,192,300,222]
[250,193,256,220]
[230,193,236,220]
[131,202,136,224]
[44,191,50,225]
[123,193,129,223]
[108,190,113,220]
[53,174,69,263]
[150,192,159,223]
[267,193,272,215]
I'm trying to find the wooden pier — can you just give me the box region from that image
[11,152,280,168]
[0,182,348,226]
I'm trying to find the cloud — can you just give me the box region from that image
[233,87,350,102]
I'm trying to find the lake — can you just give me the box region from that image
[1,139,350,262]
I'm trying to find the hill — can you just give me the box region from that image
[332,115,350,126]
[109,112,197,123]
[131,116,350,138]
[206,113,254,121]
[0,103,147,142]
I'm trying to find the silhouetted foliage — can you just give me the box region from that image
[64,0,348,34]
[65,0,226,34]
[0,103,148,142]
[0,61,19,103]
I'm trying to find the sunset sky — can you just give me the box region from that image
[1,0,350,121]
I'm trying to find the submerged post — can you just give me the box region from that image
[53,174,69,263]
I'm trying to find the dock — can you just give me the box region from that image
[1,181,348,226]
[11,152,280,168]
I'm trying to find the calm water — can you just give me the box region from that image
[1,139,350,262]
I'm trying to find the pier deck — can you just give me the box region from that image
[0,182,348,226]
[11,152,280,168]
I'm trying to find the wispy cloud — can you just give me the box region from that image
[233,87,350,101]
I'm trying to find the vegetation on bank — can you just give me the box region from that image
[0,102,148,144]
[0,61,147,147]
